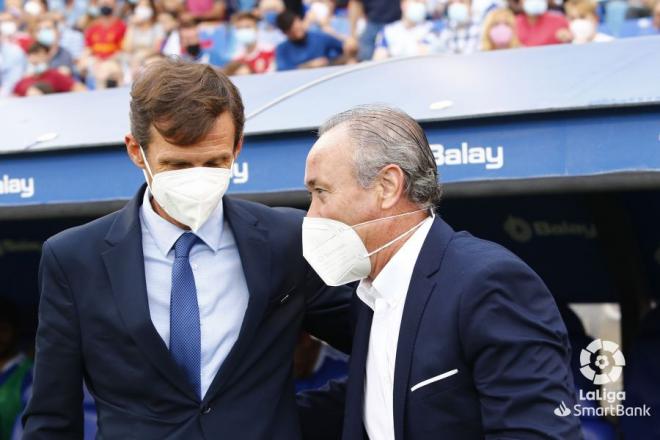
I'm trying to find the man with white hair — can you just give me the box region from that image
[298,105,582,440]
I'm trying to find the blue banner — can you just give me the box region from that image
[1,109,659,207]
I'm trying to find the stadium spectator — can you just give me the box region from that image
[275,10,354,70]
[303,0,335,34]
[91,57,124,88]
[371,0,436,59]
[227,12,276,74]
[349,0,402,61]
[177,15,210,62]
[480,7,520,49]
[565,0,614,43]
[53,12,86,60]
[0,11,33,51]
[0,299,32,440]
[0,39,27,97]
[34,15,76,75]
[82,0,127,60]
[434,0,482,54]
[122,0,165,55]
[13,42,85,96]
[515,0,571,45]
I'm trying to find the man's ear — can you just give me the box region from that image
[125,133,146,170]
[233,135,244,159]
[378,164,406,210]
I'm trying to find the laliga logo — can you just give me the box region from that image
[579,339,626,385]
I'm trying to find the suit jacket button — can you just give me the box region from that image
[201,405,212,415]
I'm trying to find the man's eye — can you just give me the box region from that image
[315,188,326,194]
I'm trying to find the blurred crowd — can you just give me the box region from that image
[0,0,658,97]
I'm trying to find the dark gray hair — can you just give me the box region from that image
[318,104,441,209]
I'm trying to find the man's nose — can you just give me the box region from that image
[306,199,320,218]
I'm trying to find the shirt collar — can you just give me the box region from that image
[357,215,435,311]
[140,188,225,256]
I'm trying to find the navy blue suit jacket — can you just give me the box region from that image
[299,216,583,440]
[23,185,352,440]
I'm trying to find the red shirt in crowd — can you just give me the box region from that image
[233,44,275,74]
[13,69,75,96]
[516,11,570,46]
[84,18,127,59]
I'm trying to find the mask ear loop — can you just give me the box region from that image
[363,208,435,258]
[139,145,155,182]
[352,207,428,229]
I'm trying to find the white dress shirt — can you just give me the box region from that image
[358,216,434,440]
[139,190,249,398]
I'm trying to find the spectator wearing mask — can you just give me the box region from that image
[372,0,435,59]
[13,43,85,96]
[565,0,613,43]
[83,0,127,59]
[434,0,482,54]
[178,16,211,62]
[227,12,275,74]
[0,12,34,52]
[92,57,124,88]
[303,0,335,33]
[275,10,348,70]
[516,0,570,45]
[0,299,32,440]
[480,7,520,50]
[34,16,76,75]
[123,0,165,55]
[0,38,27,97]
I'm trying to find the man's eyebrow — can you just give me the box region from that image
[304,179,316,189]
[159,157,191,165]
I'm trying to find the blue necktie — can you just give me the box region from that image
[170,232,201,398]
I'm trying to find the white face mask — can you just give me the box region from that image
[140,146,233,232]
[569,18,595,43]
[523,0,547,16]
[302,208,433,286]
[405,1,427,24]
[310,1,331,22]
[134,5,154,21]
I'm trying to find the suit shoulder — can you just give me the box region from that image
[45,209,120,253]
[445,231,535,278]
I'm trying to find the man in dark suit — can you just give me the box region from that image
[22,58,352,439]
[298,104,583,439]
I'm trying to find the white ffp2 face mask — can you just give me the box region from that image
[302,209,433,286]
[140,146,233,232]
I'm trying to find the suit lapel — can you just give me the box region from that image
[342,300,373,440]
[102,185,199,401]
[392,217,456,440]
[202,197,272,403]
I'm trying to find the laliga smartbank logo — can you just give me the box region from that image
[554,339,652,418]
[579,339,624,385]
